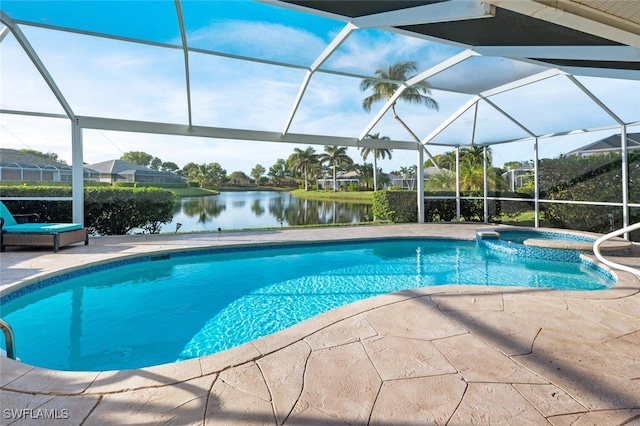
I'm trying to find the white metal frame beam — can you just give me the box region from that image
[174,0,193,130]
[0,25,9,43]
[75,116,418,151]
[422,96,479,144]
[0,11,75,119]
[282,22,356,136]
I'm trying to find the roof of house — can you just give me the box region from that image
[1,148,70,168]
[87,159,185,180]
[567,133,640,155]
[0,148,98,173]
[87,159,152,174]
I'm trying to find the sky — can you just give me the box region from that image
[1,0,639,175]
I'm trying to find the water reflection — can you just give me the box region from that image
[165,191,371,233]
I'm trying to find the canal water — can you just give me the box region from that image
[163,191,371,233]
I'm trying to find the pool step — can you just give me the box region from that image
[476,231,500,240]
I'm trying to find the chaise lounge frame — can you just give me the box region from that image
[0,227,88,253]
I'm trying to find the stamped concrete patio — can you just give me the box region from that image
[1,224,639,425]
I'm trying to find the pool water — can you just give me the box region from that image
[0,239,613,371]
[497,231,594,245]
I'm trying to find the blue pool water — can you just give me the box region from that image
[497,230,594,245]
[0,239,613,371]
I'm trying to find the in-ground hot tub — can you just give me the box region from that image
[476,227,632,262]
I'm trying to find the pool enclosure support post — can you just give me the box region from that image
[417,146,425,223]
[621,125,629,239]
[534,137,540,228]
[71,120,84,225]
[483,145,488,223]
[455,147,461,222]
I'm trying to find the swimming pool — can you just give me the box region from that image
[496,230,595,245]
[0,238,614,371]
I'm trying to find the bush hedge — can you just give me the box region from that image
[538,151,640,234]
[0,186,175,235]
[373,190,535,223]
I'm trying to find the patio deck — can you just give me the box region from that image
[1,224,639,425]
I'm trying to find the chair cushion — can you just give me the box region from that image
[0,202,18,227]
[3,223,83,233]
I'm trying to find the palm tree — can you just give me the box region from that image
[319,145,354,191]
[360,61,440,169]
[398,166,411,189]
[290,146,319,191]
[408,165,417,190]
[355,163,374,190]
[425,169,456,191]
[432,151,457,171]
[461,146,492,167]
[361,133,392,191]
[187,163,211,188]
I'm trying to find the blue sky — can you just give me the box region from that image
[1,1,639,174]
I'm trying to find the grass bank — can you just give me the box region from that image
[171,187,220,197]
[290,189,374,204]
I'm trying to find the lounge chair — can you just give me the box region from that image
[0,202,88,252]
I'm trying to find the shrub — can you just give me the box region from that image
[539,151,640,233]
[0,186,175,235]
[346,182,360,192]
[85,187,175,235]
[373,190,417,222]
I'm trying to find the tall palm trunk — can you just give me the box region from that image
[391,104,440,170]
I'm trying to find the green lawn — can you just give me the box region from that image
[496,210,537,226]
[289,189,374,204]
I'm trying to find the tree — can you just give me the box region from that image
[408,165,417,190]
[360,61,440,169]
[150,157,163,171]
[289,146,319,191]
[189,163,210,188]
[431,151,456,171]
[398,166,411,189]
[250,164,266,184]
[425,169,456,191]
[20,149,64,163]
[361,133,392,191]
[121,151,153,167]
[461,146,492,167]
[180,162,226,188]
[208,162,227,188]
[355,163,374,190]
[161,162,179,172]
[268,159,289,185]
[229,171,251,185]
[319,145,354,191]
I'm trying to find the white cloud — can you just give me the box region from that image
[324,30,450,74]
[186,20,326,66]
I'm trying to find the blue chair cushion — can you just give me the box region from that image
[0,202,17,227]
[3,223,83,233]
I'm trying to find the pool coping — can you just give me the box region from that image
[1,223,639,425]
